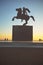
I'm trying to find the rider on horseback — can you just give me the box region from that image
[12,7,35,26]
[23,7,30,15]
[16,8,22,17]
[16,7,30,17]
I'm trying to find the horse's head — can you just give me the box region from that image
[16,8,21,11]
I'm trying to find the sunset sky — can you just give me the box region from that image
[0,0,43,41]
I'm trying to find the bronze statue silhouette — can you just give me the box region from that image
[23,7,30,15]
[16,8,22,17]
[12,7,35,26]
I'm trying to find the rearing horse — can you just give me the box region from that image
[12,14,35,26]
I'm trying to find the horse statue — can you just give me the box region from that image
[12,7,35,26]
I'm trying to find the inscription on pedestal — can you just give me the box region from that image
[12,25,33,41]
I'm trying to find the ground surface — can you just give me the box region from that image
[0,41,43,47]
[0,41,43,65]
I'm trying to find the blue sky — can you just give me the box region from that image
[0,0,43,40]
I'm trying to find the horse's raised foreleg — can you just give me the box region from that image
[12,16,17,21]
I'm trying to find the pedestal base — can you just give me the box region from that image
[12,25,33,41]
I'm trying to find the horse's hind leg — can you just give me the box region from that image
[23,20,27,26]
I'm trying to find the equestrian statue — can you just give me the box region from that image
[12,7,35,26]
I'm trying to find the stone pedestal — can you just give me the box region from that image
[12,25,33,41]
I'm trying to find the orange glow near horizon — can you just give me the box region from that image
[0,33,43,41]
[0,33,12,40]
[33,34,43,41]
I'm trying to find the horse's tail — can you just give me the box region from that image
[30,16,35,21]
